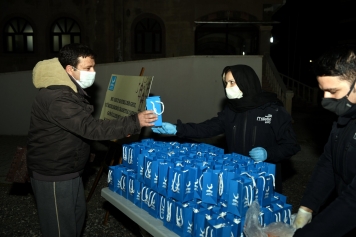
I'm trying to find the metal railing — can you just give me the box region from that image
[263,54,294,115]
[263,54,319,115]
[279,73,319,106]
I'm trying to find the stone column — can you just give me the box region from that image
[259,25,273,55]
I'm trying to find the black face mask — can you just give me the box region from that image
[321,80,356,116]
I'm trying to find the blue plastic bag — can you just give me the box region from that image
[146,96,164,126]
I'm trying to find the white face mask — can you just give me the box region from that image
[73,67,96,89]
[225,85,243,99]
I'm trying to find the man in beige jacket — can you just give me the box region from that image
[27,43,157,237]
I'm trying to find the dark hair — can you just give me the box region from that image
[313,44,356,82]
[222,67,231,85]
[58,43,96,69]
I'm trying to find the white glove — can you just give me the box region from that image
[293,208,312,229]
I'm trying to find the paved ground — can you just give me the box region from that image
[0,105,335,236]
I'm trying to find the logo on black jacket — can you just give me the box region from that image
[256,114,272,124]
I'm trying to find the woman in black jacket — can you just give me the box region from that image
[152,64,301,192]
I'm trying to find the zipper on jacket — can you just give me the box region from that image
[252,126,257,147]
[233,125,237,150]
[344,120,356,178]
[338,121,356,179]
[243,112,247,154]
[332,121,353,181]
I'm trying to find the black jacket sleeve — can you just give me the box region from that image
[175,109,226,139]
[294,127,356,236]
[264,106,301,163]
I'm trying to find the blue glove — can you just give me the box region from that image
[151,122,177,135]
[249,147,267,162]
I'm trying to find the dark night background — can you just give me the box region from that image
[270,0,356,87]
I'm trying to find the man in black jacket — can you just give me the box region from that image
[293,44,356,236]
[27,43,157,237]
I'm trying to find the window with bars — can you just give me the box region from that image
[51,18,81,52]
[134,18,162,54]
[4,17,34,53]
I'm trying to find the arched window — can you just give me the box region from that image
[195,11,259,55]
[51,18,81,52]
[195,23,258,55]
[134,18,162,54]
[4,17,34,53]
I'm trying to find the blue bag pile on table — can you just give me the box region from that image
[107,139,292,237]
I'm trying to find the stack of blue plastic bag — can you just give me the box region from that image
[107,139,293,237]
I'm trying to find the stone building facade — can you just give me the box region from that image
[0,0,283,73]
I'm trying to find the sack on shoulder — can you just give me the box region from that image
[5,146,30,183]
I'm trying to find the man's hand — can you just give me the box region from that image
[137,110,158,127]
[293,206,312,229]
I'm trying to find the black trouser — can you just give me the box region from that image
[31,176,86,237]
